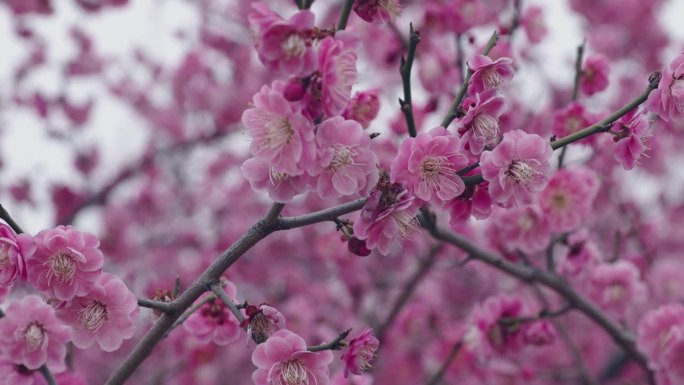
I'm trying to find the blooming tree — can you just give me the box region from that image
[1,0,684,384]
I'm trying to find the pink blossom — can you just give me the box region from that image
[241,304,286,344]
[538,167,599,232]
[0,358,47,385]
[248,4,316,77]
[57,273,139,352]
[242,85,316,175]
[390,127,468,206]
[520,6,547,44]
[455,90,505,154]
[480,130,553,206]
[251,329,333,385]
[447,182,493,224]
[551,102,596,143]
[647,53,684,122]
[353,0,402,23]
[522,320,556,346]
[468,54,515,94]
[488,205,551,254]
[26,226,104,301]
[661,329,684,384]
[313,117,378,199]
[612,109,652,170]
[342,90,380,129]
[0,295,71,371]
[183,281,243,346]
[342,329,379,377]
[242,157,309,203]
[588,261,647,319]
[637,304,684,369]
[318,33,359,117]
[580,54,611,96]
[4,0,52,15]
[463,294,527,359]
[418,41,463,96]
[353,177,421,255]
[557,231,601,277]
[0,223,34,286]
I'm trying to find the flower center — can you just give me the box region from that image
[506,160,537,184]
[23,322,46,352]
[328,145,355,171]
[0,244,10,268]
[550,192,569,210]
[482,68,504,90]
[263,117,294,150]
[356,345,376,372]
[281,34,306,59]
[78,301,108,331]
[393,210,419,239]
[471,113,499,143]
[248,311,273,344]
[670,78,684,112]
[269,168,290,187]
[276,359,309,385]
[565,117,583,135]
[45,250,77,284]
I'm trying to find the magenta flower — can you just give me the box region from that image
[242,85,316,176]
[468,54,515,94]
[390,127,469,206]
[248,4,316,77]
[353,0,401,23]
[588,261,647,319]
[580,54,611,96]
[0,358,48,385]
[183,281,243,346]
[522,320,556,346]
[520,6,547,44]
[353,177,421,255]
[342,329,379,377]
[0,223,34,286]
[488,205,551,254]
[637,304,684,369]
[612,109,652,170]
[58,273,139,352]
[251,329,333,385]
[241,304,286,344]
[342,90,380,129]
[447,182,493,224]
[242,157,309,203]
[318,33,359,117]
[455,90,505,154]
[480,130,553,206]
[647,53,684,122]
[313,117,378,199]
[26,225,103,301]
[0,295,71,371]
[463,294,527,359]
[539,167,599,232]
[551,102,596,143]
[662,330,684,384]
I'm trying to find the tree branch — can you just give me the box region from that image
[0,204,24,234]
[307,329,351,352]
[337,0,355,31]
[425,340,463,385]
[210,284,245,324]
[137,298,173,314]
[399,24,421,138]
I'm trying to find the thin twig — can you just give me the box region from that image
[308,329,351,352]
[137,298,173,314]
[337,0,355,31]
[399,24,421,138]
[0,204,24,234]
[559,40,586,169]
[425,341,463,385]
[210,284,245,324]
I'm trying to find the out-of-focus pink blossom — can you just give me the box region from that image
[353,177,421,255]
[468,54,514,94]
[343,90,380,129]
[551,102,596,143]
[312,117,378,199]
[447,182,493,224]
[318,33,359,117]
[391,127,468,206]
[557,231,601,277]
[342,329,379,377]
[661,329,684,384]
[353,0,401,23]
[480,130,553,206]
[251,329,333,385]
[580,54,611,96]
[0,223,34,286]
[612,109,652,170]
[539,167,599,232]
[522,320,556,346]
[242,157,309,203]
[463,294,527,359]
[242,85,316,175]
[637,304,684,369]
[647,53,684,122]
[520,6,547,44]
[58,273,138,352]
[488,205,551,254]
[183,281,243,346]
[27,226,103,301]
[455,90,505,154]
[0,295,71,371]
[588,261,647,319]
[0,358,48,385]
[4,0,52,15]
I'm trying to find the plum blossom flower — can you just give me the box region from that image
[588,261,647,319]
[455,90,505,154]
[248,4,316,77]
[468,54,515,94]
[26,226,103,301]
[353,176,421,255]
[551,102,596,143]
[488,205,551,254]
[447,182,493,224]
[353,0,402,23]
[557,231,601,277]
[0,358,48,385]
[612,109,652,170]
[242,157,309,203]
[637,304,684,369]
[318,33,359,117]
[580,54,611,96]
[463,294,527,360]
[520,6,547,44]
[661,330,684,384]
[58,273,139,352]
[647,53,684,122]
[342,329,379,377]
[522,320,556,346]
[538,167,599,232]
[0,295,71,371]
[480,130,553,206]
[390,127,469,206]
[251,329,333,385]
[312,117,378,199]
[242,85,316,175]
[0,223,34,286]
[183,281,242,346]
[342,90,380,129]
[241,304,286,344]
